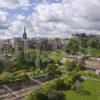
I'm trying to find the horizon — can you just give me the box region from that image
[0,32,100,40]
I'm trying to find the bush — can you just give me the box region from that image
[47,70,62,80]
[71,85,76,90]
[46,64,58,73]
[0,72,11,83]
[35,91,47,100]
[25,91,47,100]
[25,92,36,100]
[42,81,57,93]
[0,71,28,83]
[55,78,65,90]
[63,76,73,90]
[47,89,65,100]
[42,58,55,69]
[46,72,55,80]
[64,61,76,72]
[69,72,81,82]
[25,89,65,100]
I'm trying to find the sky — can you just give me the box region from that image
[0,0,100,38]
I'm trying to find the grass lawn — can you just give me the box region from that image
[87,48,100,57]
[63,80,100,100]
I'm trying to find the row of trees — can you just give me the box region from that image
[66,33,100,56]
[64,61,84,72]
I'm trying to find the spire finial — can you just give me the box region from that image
[24,26,26,33]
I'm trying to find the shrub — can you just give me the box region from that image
[42,81,57,93]
[46,64,58,73]
[63,77,73,90]
[35,91,47,100]
[55,78,65,90]
[64,61,76,72]
[25,89,65,100]
[71,85,76,90]
[47,89,65,100]
[25,91,47,100]
[42,58,55,69]
[69,72,81,82]
[47,70,62,80]
[0,72,11,83]
[25,92,37,100]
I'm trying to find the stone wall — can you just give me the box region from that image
[84,59,100,68]
[62,56,100,69]
[62,56,76,63]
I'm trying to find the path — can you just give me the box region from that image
[82,76,100,82]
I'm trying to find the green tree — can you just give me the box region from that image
[76,62,84,71]
[64,61,76,72]
[0,60,5,73]
[42,58,55,69]
[66,39,79,55]
[46,64,57,73]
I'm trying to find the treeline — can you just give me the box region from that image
[66,33,100,57]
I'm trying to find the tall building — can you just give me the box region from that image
[23,26,27,40]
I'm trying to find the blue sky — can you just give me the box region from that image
[0,0,100,38]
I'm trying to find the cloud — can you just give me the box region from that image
[0,11,8,21]
[16,15,26,20]
[0,0,100,38]
[0,11,10,30]
[8,20,24,37]
[0,0,31,9]
[26,0,100,37]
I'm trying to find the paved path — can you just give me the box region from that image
[82,76,100,82]
[14,84,41,100]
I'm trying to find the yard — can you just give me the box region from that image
[64,80,100,100]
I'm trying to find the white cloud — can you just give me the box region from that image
[0,0,100,38]
[8,20,24,37]
[0,0,31,9]
[0,11,8,21]
[16,15,26,20]
[0,11,10,31]
[26,0,100,38]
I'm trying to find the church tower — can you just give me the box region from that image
[23,26,27,40]
[23,26,28,54]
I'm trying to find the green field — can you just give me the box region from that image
[87,48,100,57]
[64,80,100,100]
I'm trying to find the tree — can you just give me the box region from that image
[35,56,42,68]
[64,61,76,72]
[46,64,57,73]
[50,51,63,63]
[42,58,55,69]
[55,78,65,90]
[76,62,84,71]
[17,51,25,63]
[0,60,5,73]
[66,39,79,55]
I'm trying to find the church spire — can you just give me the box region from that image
[24,26,26,33]
[23,26,27,40]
